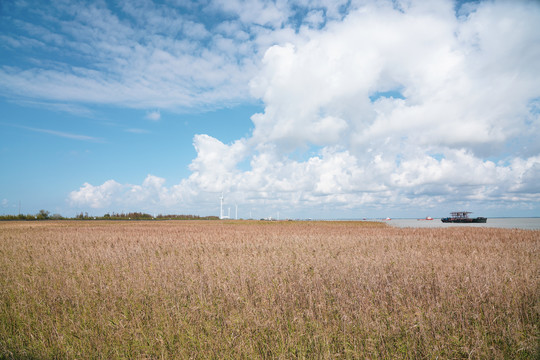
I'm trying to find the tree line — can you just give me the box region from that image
[0,210,219,221]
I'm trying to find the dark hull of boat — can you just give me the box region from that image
[441,217,487,223]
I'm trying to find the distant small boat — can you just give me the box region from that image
[384,217,391,221]
[418,216,433,221]
[441,211,487,223]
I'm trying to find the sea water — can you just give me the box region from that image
[384,218,540,230]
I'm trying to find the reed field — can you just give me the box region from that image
[0,220,538,359]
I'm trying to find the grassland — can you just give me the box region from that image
[0,220,538,359]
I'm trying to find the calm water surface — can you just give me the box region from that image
[384,218,540,230]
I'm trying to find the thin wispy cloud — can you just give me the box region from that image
[12,100,95,117]
[125,128,150,134]
[21,126,102,142]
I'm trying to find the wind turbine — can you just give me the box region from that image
[219,193,224,219]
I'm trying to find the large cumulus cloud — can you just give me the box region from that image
[69,0,540,217]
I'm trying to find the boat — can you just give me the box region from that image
[441,211,487,223]
[418,216,433,221]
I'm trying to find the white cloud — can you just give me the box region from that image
[185,134,250,193]
[211,0,291,28]
[62,0,540,217]
[69,180,124,209]
[249,0,540,156]
[303,9,325,28]
[0,1,261,111]
[145,110,161,121]
[69,175,190,212]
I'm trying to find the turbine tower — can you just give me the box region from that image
[219,193,224,219]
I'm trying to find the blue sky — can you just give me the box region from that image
[1,0,539,219]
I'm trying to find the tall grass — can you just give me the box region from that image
[0,221,538,358]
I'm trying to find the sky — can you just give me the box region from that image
[1,0,539,219]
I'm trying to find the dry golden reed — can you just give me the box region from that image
[0,220,538,359]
